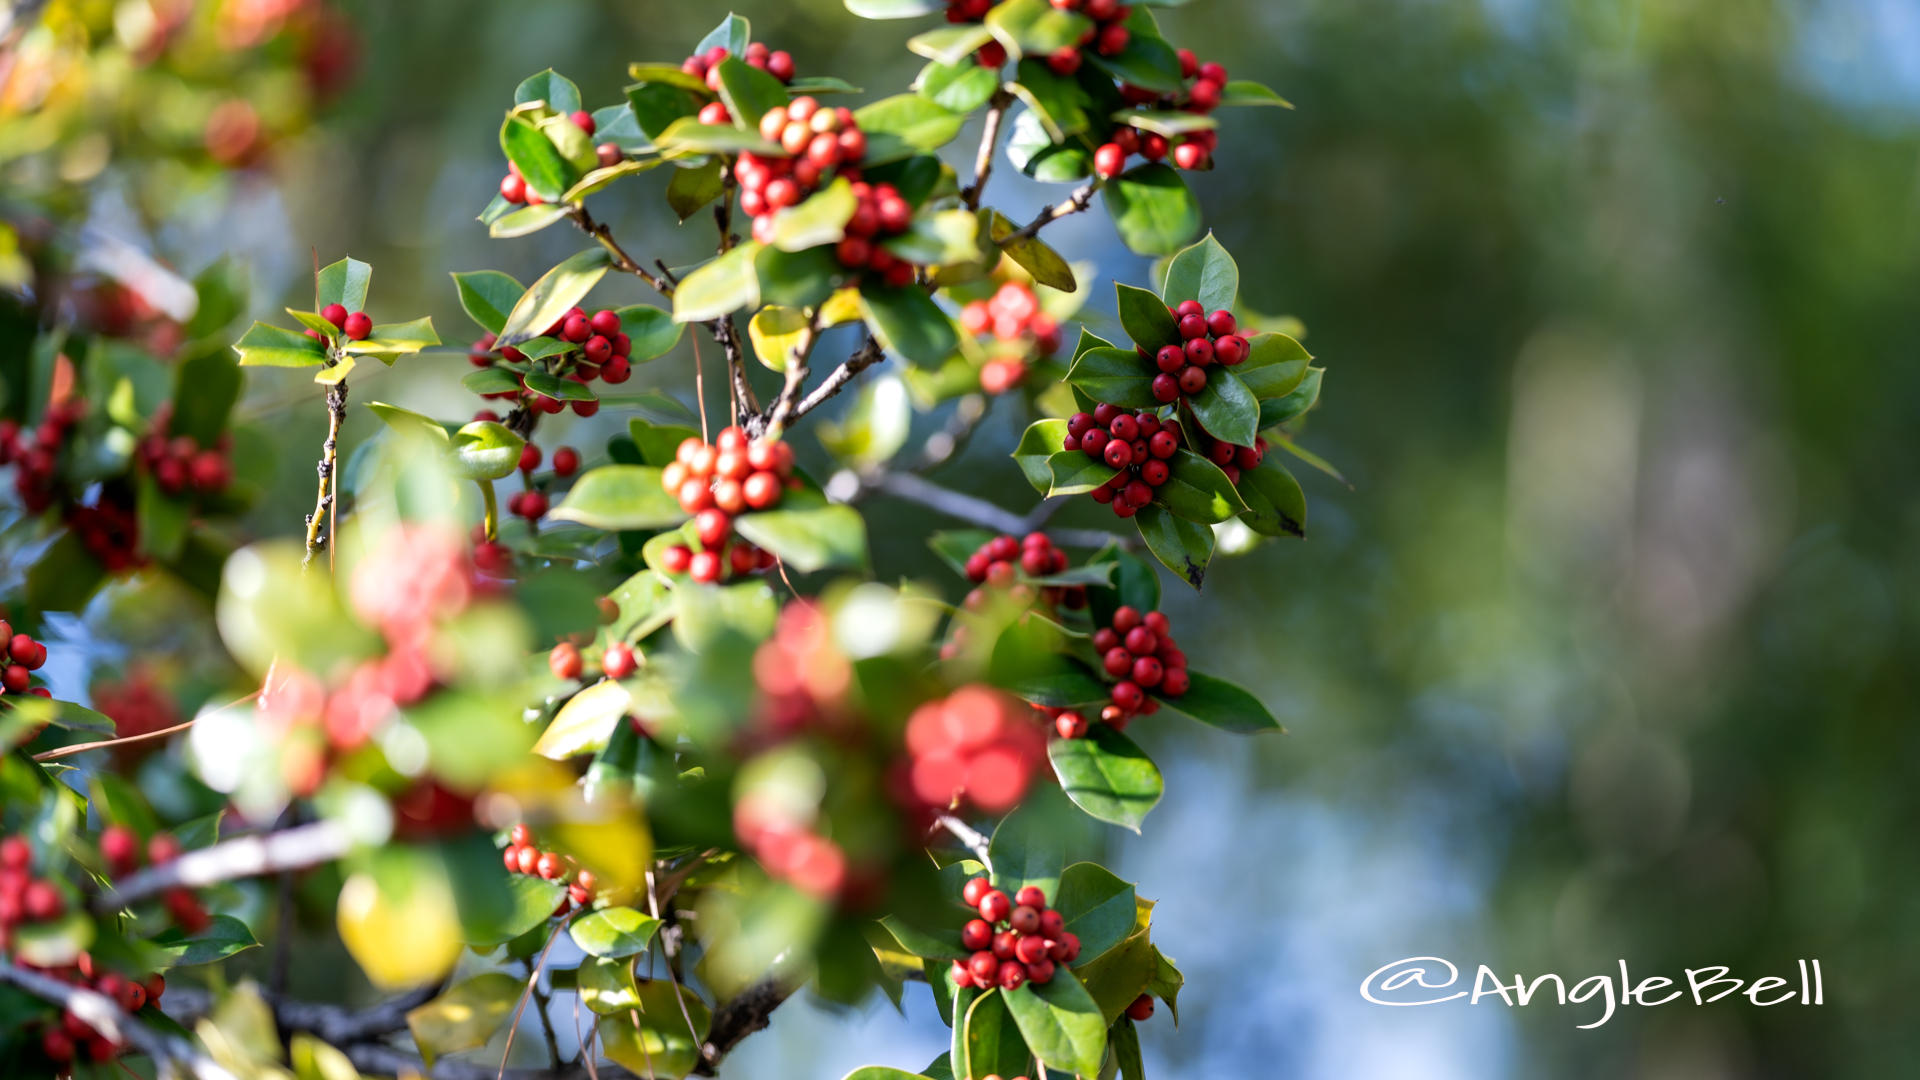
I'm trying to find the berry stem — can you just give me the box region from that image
[778,334,887,430]
[961,88,1016,212]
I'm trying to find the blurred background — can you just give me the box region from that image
[7,0,1920,1076]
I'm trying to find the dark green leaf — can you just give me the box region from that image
[715,57,789,129]
[1111,108,1218,137]
[855,95,967,164]
[186,256,248,340]
[1152,669,1280,733]
[462,368,521,395]
[343,317,441,364]
[452,270,525,337]
[1049,727,1163,833]
[1086,545,1159,621]
[489,203,570,238]
[1047,450,1119,496]
[1147,946,1184,1022]
[27,533,107,613]
[667,157,728,221]
[569,906,662,958]
[928,529,998,578]
[989,796,1067,899]
[1233,332,1311,400]
[1066,346,1157,409]
[500,115,577,203]
[1052,863,1138,963]
[908,24,997,67]
[1133,503,1212,589]
[733,503,869,573]
[1219,79,1293,108]
[1014,419,1068,495]
[1185,368,1258,447]
[525,371,595,402]
[150,914,259,967]
[499,248,613,347]
[628,418,701,467]
[6,696,114,735]
[1083,33,1185,94]
[859,284,959,365]
[863,155,947,207]
[479,192,515,226]
[515,69,582,114]
[1236,458,1306,538]
[756,244,851,309]
[697,13,750,57]
[675,243,764,322]
[985,0,1095,56]
[170,349,242,445]
[626,81,699,141]
[591,102,652,152]
[1271,434,1348,487]
[1114,283,1179,351]
[1001,968,1107,1079]
[612,304,682,362]
[919,58,1000,114]
[550,465,688,530]
[317,257,372,313]
[1112,1016,1146,1079]
[1259,366,1323,428]
[965,990,1034,1080]
[1012,60,1090,139]
[233,322,326,367]
[1104,163,1201,256]
[786,76,864,95]
[878,915,968,962]
[656,118,781,157]
[1160,233,1237,316]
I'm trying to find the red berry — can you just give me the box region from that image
[1104,647,1134,677]
[1039,908,1066,937]
[1198,61,1228,84]
[1026,956,1057,984]
[1171,141,1208,170]
[1051,931,1082,963]
[1127,993,1156,1021]
[1015,933,1050,964]
[1103,440,1133,469]
[1154,344,1186,373]
[43,1029,73,1063]
[689,551,723,583]
[1235,443,1264,470]
[1132,655,1164,687]
[1144,611,1170,636]
[570,110,596,135]
[963,876,993,906]
[962,918,994,951]
[148,834,181,864]
[1055,711,1088,738]
[1189,78,1223,111]
[100,826,138,874]
[1178,366,1208,394]
[320,303,348,328]
[1177,313,1208,340]
[1047,46,1083,75]
[978,889,1012,923]
[519,443,542,473]
[1178,48,1198,78]
[951,960,976,989]
[1123,480,1153,507]
[511,824,533,847]
[562,315,592,343]
[596,143,622,168]
[1141,459,1170,485]
[1010,905,1041,934]
[1094,143,1126,179]
[1124,626,1158,655]
[1175,300,1204,318]
[603,642,637,680]
[1140,132,1169,162]
[977,40,1008,68]
[550,643,583,680]
[552,447,580,477]
[500,173,527,203]
[1161,667,1190,696]
[998,960,1028,990]
[536,852,565,880]
[661,544,693,574]
[969,951,999,983]
[22,879,63,920]
[1108,413,1138,441]
[601,356,632,383]
[1214,333,1248,364]
[343,312,371,341]
[992,929,1019,959]
[582,335,612,364]
[768,51,796,81]
[1151,373,1180,402]
[694,508,732,550]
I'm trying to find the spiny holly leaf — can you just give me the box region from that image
[149,914,259,967]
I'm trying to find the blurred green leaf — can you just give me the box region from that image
[135,474,190,563]
[989,796,1068,899]
[570,906,662,958]
[550,465,687,530]
[787,76,864,95]
[855,95,967,165]
[860,284,959,364]
[580,954,644,1014]
[909,25,997,68]
[748,304,810,371]
[964,990,1034,1080]
[628,418,701,467]
[462,368,520,395]
[592,103,654,153]
[596,981,711,1080]
[1112,108,1218,138]
[6,696,113,735]
[716,57,790,128]
[533,678,633,759]
[1104,164,1201,256]
[626,81,700,141]
[757,245,848,309]
[883,209,982,267]
[668,157,727,221]
[171,349,242,445]
[490,204,570,238]
[1150,670,1280,733]
[674,243,764,322]
[1051,863,1138,962]
[365,402,451,447]
[406,972,521,1067]
[27,532,107,613]
[610,568,677,643]
[618,305,684,361]
[658,118,781,158]
[12,912,94,968]
[698,12,751,56]
[1012,60,1090,140]
[516,69,582,114]
[918,57,999,113]
[986,0,1094,56]
[734,503,871,573]
[673,580,778,653]
[1084,33,1185,94]
[1049,727,1163,833]
[986,210,1077,293]
[1219,80,1293,108]
[817,373,912,469]
[775,178,859,252]
[1047,449,1120,496]
[846,0,946,16]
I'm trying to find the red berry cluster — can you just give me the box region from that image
[749,600,850,735]
[36,954,167,1069]
[1141,300,1249,404]
[136,430,234,498]
[1093,51,1231,177]
[304,301,371,342]
[1,401,86,513]
[67,499,143,573]
[959,282,1062,395]
[498,111,625,206]
[1095,604,1187,712]
[733,794,849,900]
[1196,431,1266,485]
[682,41,797,87]
[501,824,598,910]
[903,686,1046,814]
[91,667,180,742]
[1035,0,1136,74]
[1062,405,1185,519]
[744,97,869,212]
[951,877,1081,992]
[470,306,635,418]
[0,835,68,939]
[0,619,52,699]
[656,427,794,583]
[505,442,581,522]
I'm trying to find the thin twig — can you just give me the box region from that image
[0,961,240,1080]
[932,814,994,871]
[30,688,262,761]
[302,377,348,570]
[709,315,760,428]
[500,919,570,1080]
[784,335,886,425]
[961,89,1015,211]
[1013,181,1098,240]
[569,206,672,298]
[760,310,824,436]
[93,820,353,913]
[865,472,1130,549]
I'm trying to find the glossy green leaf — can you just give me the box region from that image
[919,58,1000,113]
[406,972,521,1068]
[1052,863,1138,962]
[749,304,810,371]
[628,64,713,92]
[1086,545,1160,622]
[697,12,750,57]
[499,248,612,346]
[1152,669,1280,733]
[716,57,791,128]
[1073,918,1158,1025]
[550,465,688,530]
[1133,502,1213,588]
[501,115,577,202]
[883,208,982,267]
[757,244,850,309]
[1112,1017,1145,1079]
[1152,449,1246,523]
[525,371,596,402]
[626,81,700,141]
[1233,332,1312,400]
[1015,418,1069,495]
[462,368,521,395]
[845,0,945,16]
[317,257,372,313]
[909,24,997,67]
[859,283,959,364]
[365,402,451,448]
[989,798,1066,900]
[674,242,764,322]
[448,421,525,481]
[1084,33,1186,94]
[1160,233,1237,316]
[7,696,112,736]
[774,178,858,252]
[1104,163,1201,256]
[564,158,666,203]
[516,69,582,114]
[592,102,653,153]
[452,270,525,336]
[733,503,869,573]
[964,991,1033,1080]
[616,305,684,361]
[1219,79,1293,108]
[1236,458,1306,538]
[667,157,727,221]
[855,94,967,164]
[1047,450,1119,496]
[515,335,575,361]
[344,317,441,364]
[150,914,259,967]
[985,210,1077,292]
[171,348,243,445]
[985,0,1094,56]
[1185,368,1259,447]
[1114,282,1180,350]
[1007,109,1092,183]
[878,915,968,961]
[1066,347,1157,409]
[656,117,781,157]
[1049,726,1163,833]
[1147,945,1184,1023]
[1011,60,1090,139]
[608,567,676,642]
[1001,968,1107,1078]
[787,76,864,95]
[579,955,644,1015]
[1259,366,1323,428]
[234,322,326,367]
[1112,108,1218,138]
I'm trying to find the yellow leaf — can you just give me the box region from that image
[291,1034,362,1080]
[748,305,810,371]
[405,972,524,1067]
[313,356,355,384]
[336,869,465,990]
[819,287,864,327]
[532,678,632,759]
